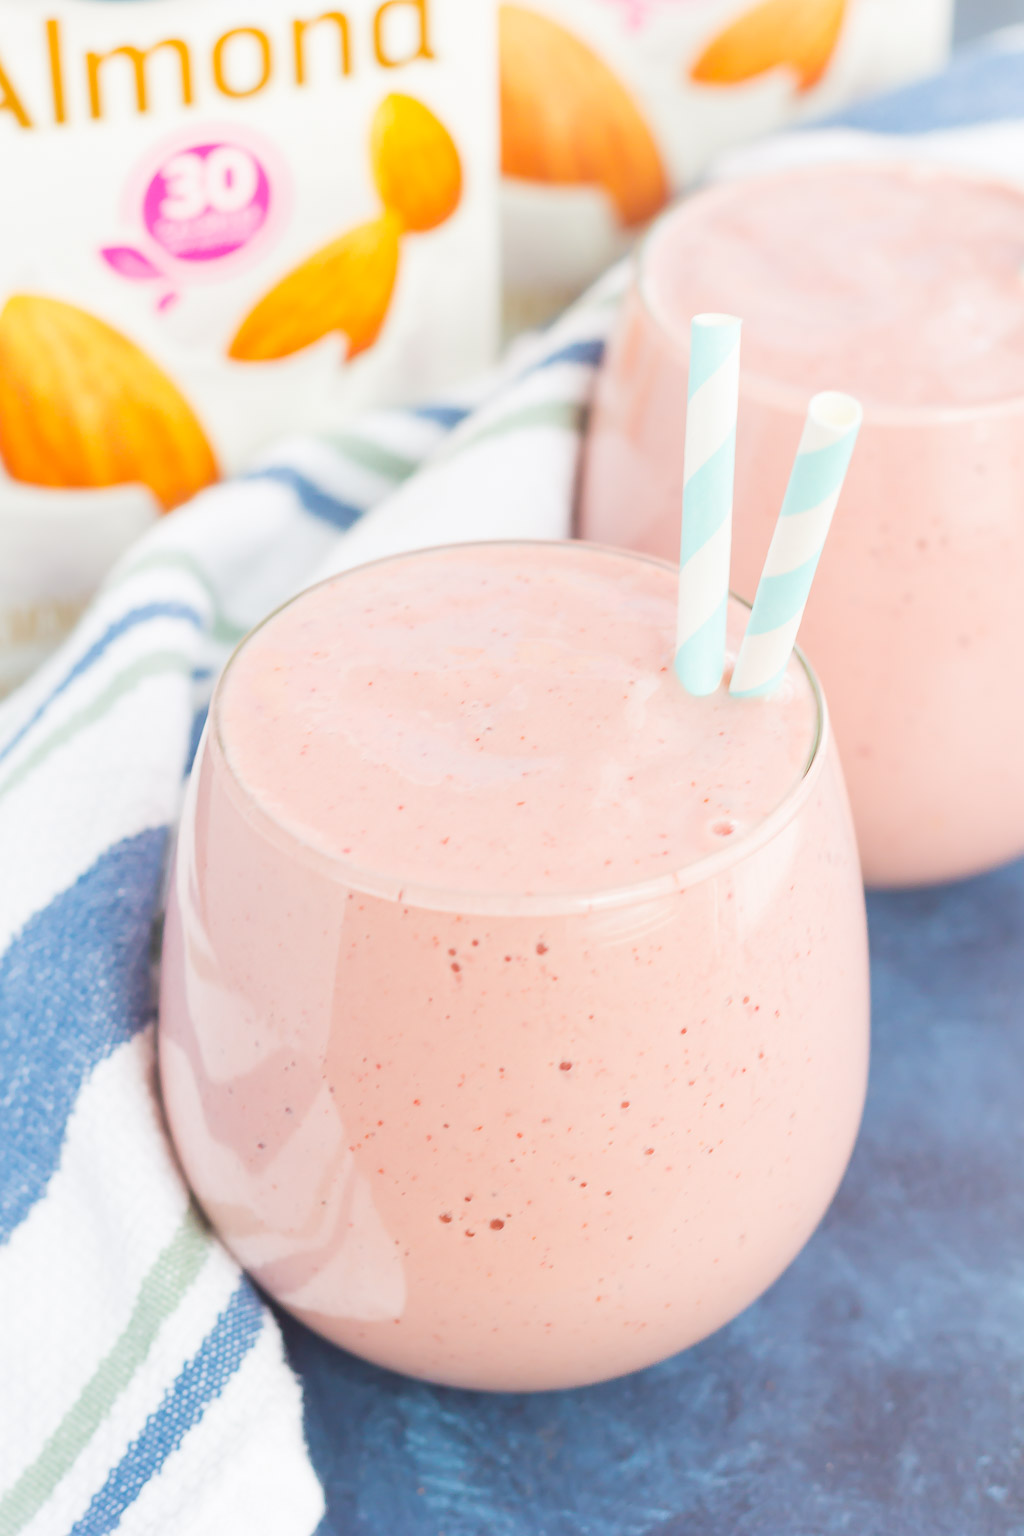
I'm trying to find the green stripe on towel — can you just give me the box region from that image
[0,1208,210,1536]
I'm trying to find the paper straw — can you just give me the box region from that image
[730,391,862,699]
[674,314,742,697]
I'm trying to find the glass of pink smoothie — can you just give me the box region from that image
[580,161,1024,888]
[159,540,869,1392]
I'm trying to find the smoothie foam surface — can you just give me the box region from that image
[217,542,819,898]
[644,163,1024,411]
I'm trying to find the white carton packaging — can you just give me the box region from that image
[0,0,498,691]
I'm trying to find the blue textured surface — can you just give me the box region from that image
[280,863,1024,1534]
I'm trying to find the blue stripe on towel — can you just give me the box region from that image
[68,1284,264,1536]
[0,829,167,1243]
[529,338,606,373]
[412,404,471,429]
[245,466,364,531]
[826,42,1024,134]
[0,604,204,769]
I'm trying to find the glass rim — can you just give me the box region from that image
[635,156,1024,429]
[209,539,829,918]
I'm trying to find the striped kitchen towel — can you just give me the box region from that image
[4,26,1024,1536]
[0,276,621,1536]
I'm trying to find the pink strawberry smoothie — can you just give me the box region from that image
[581,162,1024,886]
[159,541,869,1391]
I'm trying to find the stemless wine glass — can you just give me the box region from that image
[580,160,1024,888]
[159,541,869,1392]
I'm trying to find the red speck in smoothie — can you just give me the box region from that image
[559,1061,572,1072]
[490,1219,505,1230]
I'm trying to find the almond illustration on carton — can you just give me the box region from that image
[499,4,667,228]
[691,0,847,93]
[231,93,462,366]
[0,295,218,511]
[371,93,463,233]
[228,212,401,362]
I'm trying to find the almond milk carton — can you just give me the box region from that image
[0,0,498,691]
[500,0,953,326]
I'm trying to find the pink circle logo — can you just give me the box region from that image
[143,142,271,263]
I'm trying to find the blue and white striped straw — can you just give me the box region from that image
[674,314,742,697]
[730,391,862,699]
